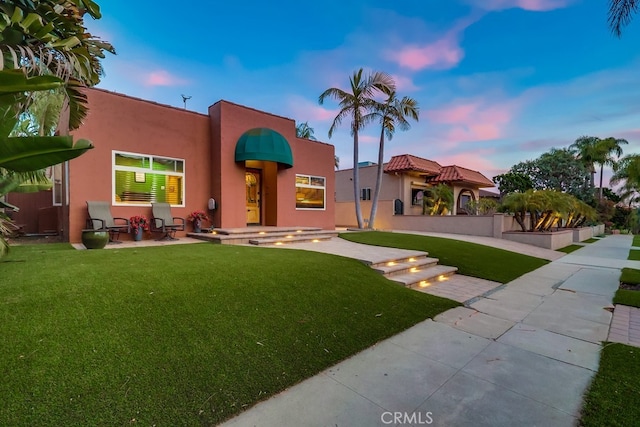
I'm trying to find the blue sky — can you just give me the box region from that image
[88,0,640,187]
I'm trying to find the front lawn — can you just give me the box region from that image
[0,243,459,425]
[620,267,640,286]
[580,343,640,426]
[340,232,548,283]
[627,250,640,261]
[633,235,640,247]
[558,244,583,254]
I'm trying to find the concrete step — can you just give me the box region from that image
[188,229,337,245]
[371,256,440,277]
[213,226,322,236]
[249,233,337,246]
[386,265,458,288]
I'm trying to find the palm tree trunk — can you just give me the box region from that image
[368,129,386,229]
[353,132,364,228]
[599,163,604,202]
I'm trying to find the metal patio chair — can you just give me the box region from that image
[86,201,130,243]
[150,202,185,240]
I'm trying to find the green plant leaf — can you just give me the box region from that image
[0,135,93,171]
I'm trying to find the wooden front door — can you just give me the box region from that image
[245,169,261,224]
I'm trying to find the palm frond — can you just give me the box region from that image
[609,0,639,37]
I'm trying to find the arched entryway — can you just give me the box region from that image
[235,128,293,225]
[456,189,475,215]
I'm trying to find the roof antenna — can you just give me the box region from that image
[181,94,192,109]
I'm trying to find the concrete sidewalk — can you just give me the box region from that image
[221,234,632,427]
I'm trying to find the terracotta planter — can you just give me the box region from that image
[81,229,109,249]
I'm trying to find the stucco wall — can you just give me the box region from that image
[210,101,335,230]
[336,200,517,237]
[68,89,211,243]
[502,229,574,250]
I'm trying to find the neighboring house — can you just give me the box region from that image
[8,88,335,243]
[336,153,494,225]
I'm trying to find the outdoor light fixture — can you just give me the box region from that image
[410,267,419,273]
[296,230,303,233]
[259,231,266,235]
[438,275,447,282]
[409,258,415,262]
[286,235,293,238]
[419,281,430,288]
[274,242,283,245]
[387,261,396,266]
[312,239,319,243]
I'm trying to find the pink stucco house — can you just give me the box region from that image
[8,89,336,243]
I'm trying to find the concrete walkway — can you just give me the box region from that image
[221,234,633,427]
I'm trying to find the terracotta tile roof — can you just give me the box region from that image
[384,154,442,175]
[426,165,494,187]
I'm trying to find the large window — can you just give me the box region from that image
[113,151,185,206]
[295,174,325,210]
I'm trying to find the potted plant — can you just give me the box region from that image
[187,210,209,233]
[130,215,150,241]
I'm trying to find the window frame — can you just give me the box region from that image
[295,174,326,211]
[112,150,186,207]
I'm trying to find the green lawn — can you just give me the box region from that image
[627,250,640,261]
[633,235,640,247]
[580,343,640,426]
[620,267,640,285]
[557,244,583,254]
[583,238,599,244]
[340,232,548,283]
[613,290,640,308]
[0,243,459,425]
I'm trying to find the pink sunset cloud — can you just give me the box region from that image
[466,0,572,11]
[386,36,464,71]
[286,96,339,123]
[391,74,419,92]
[425,100,514,144]
[144,70,187,87]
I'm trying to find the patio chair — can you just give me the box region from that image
[86,201,130,243]
[150,202,185,240]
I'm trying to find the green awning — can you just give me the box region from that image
[235,128,293,168]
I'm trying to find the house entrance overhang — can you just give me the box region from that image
[235,128,293,168]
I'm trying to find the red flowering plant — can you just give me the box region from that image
[129,215,150,234]
[186,210,209,223]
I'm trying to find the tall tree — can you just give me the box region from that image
[509,148,592,202]
[597,136,628,201]
[611,154,640,204]
[318,68,394,228]
[368,90,419,229]
[571,136,628,202]
[0,0,115,130]
[609,0,639,37]
[295,122,316,140]
[570,136,601,189]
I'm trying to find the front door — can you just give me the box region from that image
[245,169,261,224]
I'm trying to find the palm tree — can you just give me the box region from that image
[609,0,639,37]
[295,122,317,140]
[597,136,628,201]
[611,154,640,195]
[368,91,419,229]
[570,136,628,202]
[570,136,600,190]
[318,68,394,228]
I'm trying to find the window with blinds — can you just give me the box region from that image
[113,151,185,206]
